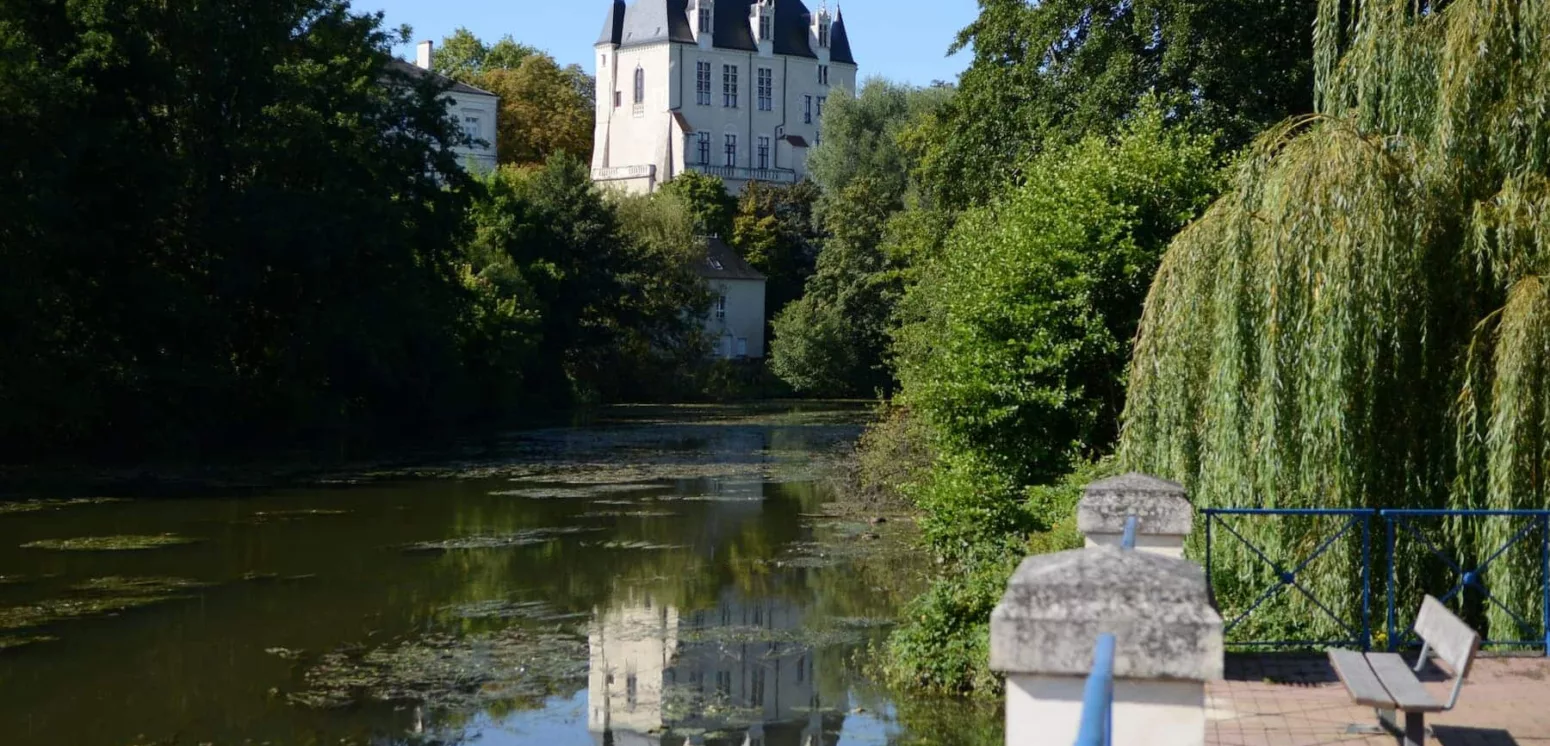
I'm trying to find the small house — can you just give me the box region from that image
[698,237,766,359]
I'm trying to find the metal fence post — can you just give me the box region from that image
[1395,514,1407,648]
[1361,515,1372,651]
[1542,514,1549,657]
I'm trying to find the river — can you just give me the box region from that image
[0,403,967,746]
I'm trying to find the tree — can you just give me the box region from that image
[1121,0,1550,644]
[805,79,953,208]
[461,156,704,403]
[478,54,594,167]
[731,180,822,322]
[429,30,593,168]
[432,27,537,82]
[770,177,903,396]
[896,106,1220,490]
[918,0,1316,209]
[658,172,736,238]
[0,0,475,453]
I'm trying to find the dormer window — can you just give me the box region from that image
[759,9,772,42]
[818,17,829,47]
[698,2,711,33]
[633,67,644,104]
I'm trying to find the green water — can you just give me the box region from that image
[0,404,946,746]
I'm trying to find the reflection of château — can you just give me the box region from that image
[589,592,845,746]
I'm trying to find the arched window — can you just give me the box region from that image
[633,67,645,104]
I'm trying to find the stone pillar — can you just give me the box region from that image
[990,547,1223,746]
[1078,472,1193,557]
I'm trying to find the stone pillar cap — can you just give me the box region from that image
[989,546,1223,681]
[1076,472,1192,536]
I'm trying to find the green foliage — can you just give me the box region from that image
[463,158,707,406]
[770,177,905,397]
[897,106,1222,488]
[920,0,1315,209]
[731,180,823,323]
[805,79,953,208]
[1121,0,1550,645]
[431,27,539,82]
[0,0,475,451]
[659,172,737,239]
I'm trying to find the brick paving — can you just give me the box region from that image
[1207,653,1550,746]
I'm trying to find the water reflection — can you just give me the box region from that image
[0,404,924,746]
[589,594,845,746]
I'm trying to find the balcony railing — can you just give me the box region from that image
[693,164,797,184]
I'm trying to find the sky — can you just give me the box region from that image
[361,0,977,86]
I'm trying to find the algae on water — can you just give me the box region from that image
[0,576,211,633]
[286,628,588,711]
[21,534,199,551]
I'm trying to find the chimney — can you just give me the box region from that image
[416,40,433,70]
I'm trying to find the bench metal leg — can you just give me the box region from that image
[1369,709,1426,746]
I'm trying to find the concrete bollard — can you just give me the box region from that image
[989,546,1223,746]
[1077,472,1193,557]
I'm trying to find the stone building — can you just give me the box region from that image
[388,40,499,173]
[590,0,857,193]
[699,237,766,359]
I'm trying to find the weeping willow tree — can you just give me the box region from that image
[1121,0,1550,645]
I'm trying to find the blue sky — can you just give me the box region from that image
[361,0,977,86]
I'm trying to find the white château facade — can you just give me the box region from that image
[591,0,857,193]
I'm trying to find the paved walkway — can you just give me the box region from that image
[1207,654,1550,746]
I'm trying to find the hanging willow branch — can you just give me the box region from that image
[1121,0,1550,643]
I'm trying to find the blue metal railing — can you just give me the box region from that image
[1075,633,1116,746]
[1202,507,1550,654]
[1074,515,1136,746]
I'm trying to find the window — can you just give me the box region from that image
[722,64,738,107]
[614,90,621,107]
[817,96,826,120]
[724,134,737,167]
[698,4,711,33]
[757,67,772,111]
[716,670,732,697]
[796,655,805,683]
[757,136,770,169]
[818,17,829,47]
[462,114,480,140]
[696,61,712,105]
[803,95,812,123]
[751,667,765,704]
[737,337,748,357]
[626,674,637,709]
[817,64,829,85]
[715,294,727,321]
[633,67,644,104]
[697,132,711,164]
[759,10,772,41]
[752,605,763,625]
[600,54,607,66]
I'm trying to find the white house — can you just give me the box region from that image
[590,0,858,194]
[700,237,766,359]
[388,40,499,173]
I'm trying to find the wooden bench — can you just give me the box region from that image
[1328,595,1481,746]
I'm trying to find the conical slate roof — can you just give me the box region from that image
[828,7,855,64]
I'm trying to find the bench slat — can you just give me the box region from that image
[1367,652,1445,712]
[1328,648,1395,708]
[1416,595,1481,678]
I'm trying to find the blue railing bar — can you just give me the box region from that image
[1121,515,1138,551]
[1221,639,1366,647]
[1203,508,1376,516]
[1074,633,1116,746]
[1542,514,1548,658]
[1380,509,1550,516]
